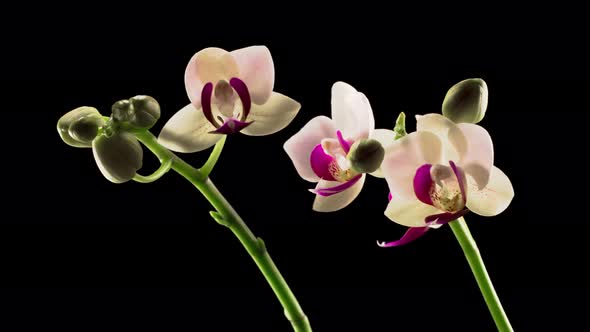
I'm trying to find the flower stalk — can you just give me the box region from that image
[134,130,312,332]
[449,217,513,332]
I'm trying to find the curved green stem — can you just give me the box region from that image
[199,135,226,177]
[449,217,513,332]
[133,158,173,183]
[134,130,312,332]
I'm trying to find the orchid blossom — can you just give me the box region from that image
[158,46,300,153]
[284,82,395,212]
[379,113,514,246]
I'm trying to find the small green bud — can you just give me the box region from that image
[57,106,105,148]
[112,95,160,129]
[348,139,385,173]
[442,78,488,124]
[92,132,143,183]
[393,112,407,140]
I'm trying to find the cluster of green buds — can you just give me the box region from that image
[57,96,161,183]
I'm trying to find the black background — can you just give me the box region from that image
[2,7,588,331]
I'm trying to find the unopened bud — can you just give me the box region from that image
[57,107,105,148]
[112,95,161,129]
[442,78,488,124]
[92,132,143,183]
[348,139,385,173]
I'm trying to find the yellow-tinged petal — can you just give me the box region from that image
[466,166,514,216]
[241,92,300,136]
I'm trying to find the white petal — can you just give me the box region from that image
[313,175,366,212]
[158,104,222,153]
[284,116,337,182]
[369,129,396,178]
[466,166,514,216]
[457,123,494,189]
[416,113,467,163]
[381,131,442,200]
[185,47,239,109]
[230,46,274,105]
[240,92,300,136]
[384,198,442,228]
[331,82,375,141]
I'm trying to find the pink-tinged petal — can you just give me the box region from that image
[384,198,442,228]
[413,164,434,205]
[230,46,274,105]
[331,82,375,141]
[416,113,467,163]
[241,92,300,136]
[381,131,442,200]
[388,192,393,201]
[425,209,469,225]
[158,104,222,153]
[185,48,239,109]
[310,174,362,196]
[377,227,430,247]
[284,116,337,182]
[466,166,514,216]
[312,174,365,212]
[456,123,494,190]
[310,144,337,181]
[209,118,253,135]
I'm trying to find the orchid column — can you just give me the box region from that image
[57,46,312,332]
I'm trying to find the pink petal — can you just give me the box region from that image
[284,116,337,182]
[230,46,274,105]
[377,227,430,247]
[381,131,442,200]
[416,113,467,163]
[331,82,375,141]
[185,47,239,109]
[456,123,494,190]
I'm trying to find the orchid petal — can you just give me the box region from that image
[416,113,467,163]
[331,82,375,141]
[284,116,337,182]
[312,174,366,212]
[384,198,442,228]
[456,123,494,190]
[158,104,222,153]
[381,131,442,200]
[369,129,396,178]
[466,166,514,216]
[230,46,274,105]
[378,227,430,247]
[185,47,239,109]
[240,92,300,136]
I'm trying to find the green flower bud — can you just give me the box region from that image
[112,95,160,129]
[442,78,488,124]
[57,107,105,148]
[348,139,385,173]
[92,132,143,183]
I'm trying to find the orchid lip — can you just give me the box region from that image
[209,118,253,135]
[201,82,220,127]
[230,77,252,121]
[413,164,434,205]
[309,174,362,197]
[310,144,337,181]
[425,209,469,225]
[336,130,351,153]
[377,226,430,248]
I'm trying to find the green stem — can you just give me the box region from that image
[199,135,226,177]
[133,158,173,183]
[134,130,312,332]
[449,217,513,332]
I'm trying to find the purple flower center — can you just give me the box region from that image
[309,130,356,182]
[200,77,253,134]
